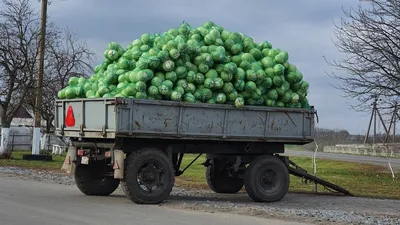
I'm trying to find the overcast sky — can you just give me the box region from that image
[33,0,382,135]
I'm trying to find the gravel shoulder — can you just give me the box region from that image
[1,166,399,225]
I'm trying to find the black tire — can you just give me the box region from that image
[74,162,120,196]
[121,148,174,204]
[244,155,289,202]
[206,159,244,194]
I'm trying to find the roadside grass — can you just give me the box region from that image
[285,157,399,199]
[1,151,399,199]
[0,151,65,171]
[284,145,302,151]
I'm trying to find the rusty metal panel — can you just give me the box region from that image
[265,111,307,137]
[225,110,267,138]
[115,99,314,142]
[130,103,180,134]
[55,98,315,143]
[180,107,225,136]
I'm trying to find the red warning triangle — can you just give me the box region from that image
[65,106,75,127]
[64,156,71,165]
[113,161,120,169]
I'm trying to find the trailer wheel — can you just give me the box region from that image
[206,159,244,194]
[74,162,120,196]
[121,148,174,204]
[244,155,289,202]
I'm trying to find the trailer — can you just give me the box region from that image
[55,98,350,204]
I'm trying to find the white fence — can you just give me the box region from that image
[41,133,69,151]
[1,133,32,151]
[0,127,68,152]
[323,143,400,157]
[0,127,32,151]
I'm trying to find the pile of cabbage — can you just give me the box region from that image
[58,21,310,109]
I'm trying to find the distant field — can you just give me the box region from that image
[284,145,303,150]
[1,151,399,199]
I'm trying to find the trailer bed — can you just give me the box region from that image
[54,98,315,144]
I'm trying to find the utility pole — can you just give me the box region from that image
[364,94,388,144]
[386,103,399,143]
[32,0,48,155]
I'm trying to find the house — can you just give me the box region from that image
[0,106,63,151]
[0,106,33,151]
[0,106,46,128]
[0,106,32,127]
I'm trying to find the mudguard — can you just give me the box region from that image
[61,146,76,174]
[113,149,124,179]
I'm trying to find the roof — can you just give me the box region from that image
[0,106,32,119]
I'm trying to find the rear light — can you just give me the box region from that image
[77,149,85,156]
[105,151,111,157]
[65,106,75,127]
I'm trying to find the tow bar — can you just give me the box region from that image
[288,160,353,196]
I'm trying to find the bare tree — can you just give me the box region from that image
[24,28,95,133]
[326,0,400,112]
[0,0,60,157]
[0,0,42,157]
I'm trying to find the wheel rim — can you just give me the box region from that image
[136,159,165,193]
[259,168,280,193]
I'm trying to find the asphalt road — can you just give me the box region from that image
[284,150,400,170]
[0,176,306,225]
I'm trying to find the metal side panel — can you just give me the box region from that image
[55,99,117,138]
[115,99,315,142]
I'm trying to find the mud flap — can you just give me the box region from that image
[61,146,77,174]
[113,150,124,179]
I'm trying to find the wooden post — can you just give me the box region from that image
[32,0,48,155]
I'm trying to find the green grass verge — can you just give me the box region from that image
[0,151,65,170]
[1,151,399,199]
[286,157,399,199]
[285,145,302,150]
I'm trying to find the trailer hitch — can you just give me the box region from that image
[288,159,353,196]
